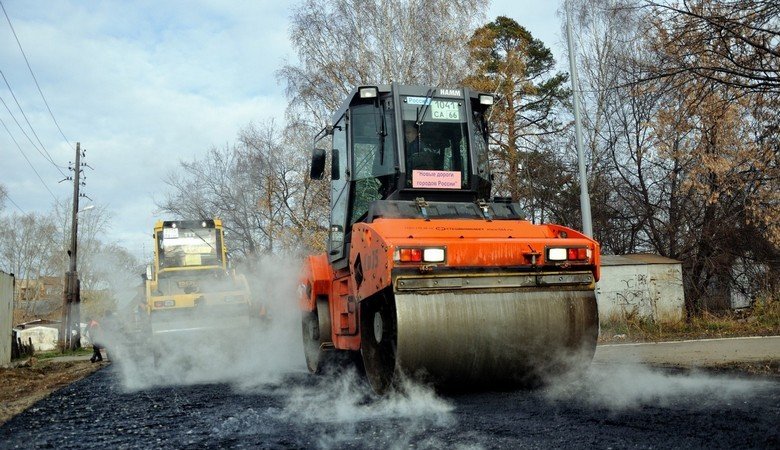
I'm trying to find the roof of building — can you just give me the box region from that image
[601,254,681,266]
[14,318,61,329]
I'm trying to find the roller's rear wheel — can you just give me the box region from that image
[360,292,398,394]
[302,311,327,373]
[303,298,356,374]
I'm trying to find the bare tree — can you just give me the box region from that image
[567,0,779,313]
[643,0,780,94]
[278,0,486,124]
[157,142,264,258]
[80,242,143,320]
[156,120,324,258]
[239,121,330,254]
[0,195,140,323]
[0,212,61,280]
[563,0,644,251]
[0,184,7,211]
[0,211,61,319]
[52,200,112,293]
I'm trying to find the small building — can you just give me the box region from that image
[15,276,63,302]
[1,271,13,366]
[596,254,685,323]
[14,319,61,352]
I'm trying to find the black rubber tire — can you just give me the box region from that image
[359,292,398,394]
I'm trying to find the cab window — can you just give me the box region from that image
[401,96,470,189]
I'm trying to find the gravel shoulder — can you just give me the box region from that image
[594,335,780,378]
[0,357,105,426]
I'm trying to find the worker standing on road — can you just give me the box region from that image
[87,318,103,363]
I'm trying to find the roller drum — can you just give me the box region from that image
[364,288,598,391]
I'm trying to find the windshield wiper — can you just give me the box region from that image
[415,88,435,127]
[193,229,216,252]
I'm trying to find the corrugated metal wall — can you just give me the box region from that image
[0,271,14,366]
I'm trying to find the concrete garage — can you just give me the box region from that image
[596,254,685,323]
[13,320,61,352]
[1,271,13,366]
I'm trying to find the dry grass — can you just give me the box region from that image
[599,297,780,343]
[0,358,103,426]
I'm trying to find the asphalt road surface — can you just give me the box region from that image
[1,341,778,449]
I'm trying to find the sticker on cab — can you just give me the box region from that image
[406,96,432,105]
[412,170,461,189]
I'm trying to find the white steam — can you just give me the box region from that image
[107,254,305,391]
[281,368,456,449]
[544,359,775,411]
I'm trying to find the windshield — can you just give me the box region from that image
[158,227,220,268]
[402,96,470,189]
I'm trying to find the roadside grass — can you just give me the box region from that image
[34,347,92,360]
[599,297,780,343]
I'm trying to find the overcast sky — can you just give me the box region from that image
[0,0,568,262]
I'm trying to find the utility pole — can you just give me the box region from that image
[565,0,593,237]
[61,143,82,350]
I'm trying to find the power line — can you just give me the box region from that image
[0,115,58,202]
[0,70,68,175]
[4,192,25,213]
[0,0,73,150]
[0,94,68,177]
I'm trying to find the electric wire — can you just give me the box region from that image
[1,95,68,177]
[0,0,73,150]
[0,70,67,175]
[0,115,58,201]
[4,193,24,213]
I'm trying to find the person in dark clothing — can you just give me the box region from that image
[404,122,440,170]
[88,319,103,363]
[405,123,420,154]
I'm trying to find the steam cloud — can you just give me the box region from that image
[106,254,303,390]
[100,254,473,449]
[93,254,773,448]
[542,349,775,411]
[281,368,455,449]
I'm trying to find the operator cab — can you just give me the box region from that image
[155,220,224,273]
[311,84,495,266]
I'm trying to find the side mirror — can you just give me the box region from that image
[310,148,326,180]
[331,149,340,180]
[145,265,153,281]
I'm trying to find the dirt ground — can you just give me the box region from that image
[0,357,104,426]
